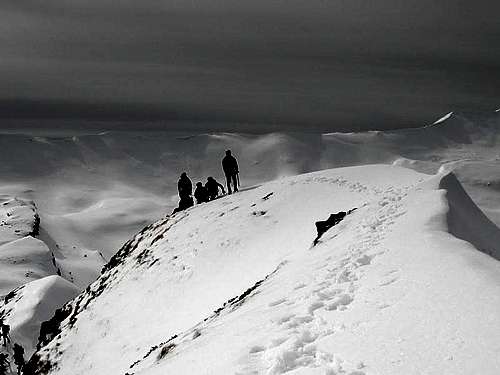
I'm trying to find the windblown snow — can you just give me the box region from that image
[24,165,500,375]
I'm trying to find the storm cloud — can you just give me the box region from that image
[1,0,499,131]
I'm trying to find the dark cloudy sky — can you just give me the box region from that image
[1,0,499,131]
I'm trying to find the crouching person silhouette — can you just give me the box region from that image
[172,172,194,215]
[194,182,210,204]
[172,195,194,215]
[205,177,225,200]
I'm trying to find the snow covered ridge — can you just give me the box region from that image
[0,197,56,297]
[23,165,500,375]
[0,197,79,367]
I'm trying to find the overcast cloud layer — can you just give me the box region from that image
[1,0,499,132]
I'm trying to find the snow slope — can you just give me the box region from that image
[24,165,500,375]
[0,110,498,289]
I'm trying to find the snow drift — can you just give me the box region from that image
[439,173,500,260]
[23,165,500,375]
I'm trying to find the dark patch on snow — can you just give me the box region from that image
[313,208,357,245]
[4,290,18,305]
[149,259,160,268]
[135,248,152,265]
[1,285,25,318]
[150,233,164,246]
[252,210,267,217]
[192,329,201,339]
[129,334,178,369]
[213,279,264,315]
[156,343,176,361]
[262,192,274,200]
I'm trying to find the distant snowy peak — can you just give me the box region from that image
[428,109,499,131]
[431,111,454,125]
[23,165,500,375]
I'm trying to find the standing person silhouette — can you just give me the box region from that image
[177,172,192,199]
[222,150,239,194]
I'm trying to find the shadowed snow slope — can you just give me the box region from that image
[439,173,500,260]
[24,165,500,375]
[0,276,79,358]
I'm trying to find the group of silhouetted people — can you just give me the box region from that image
[0,316,25,375]
[173,150,239,214]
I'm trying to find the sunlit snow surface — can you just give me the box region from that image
[0,110,499,374]
[26,165,500,375]
[0,111,498,289]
